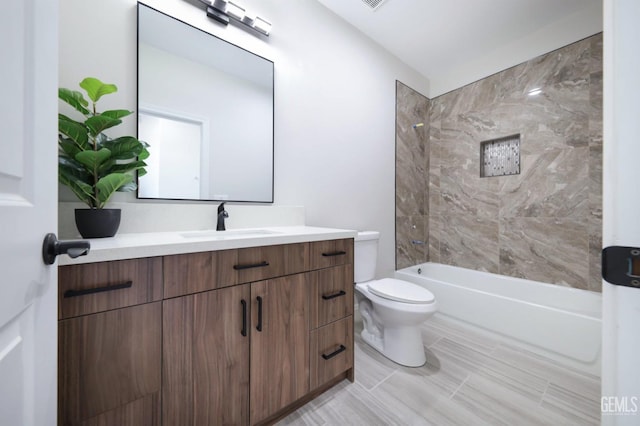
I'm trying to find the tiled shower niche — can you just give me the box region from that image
[480,134,521,178]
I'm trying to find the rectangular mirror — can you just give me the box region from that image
[137,3,274,202]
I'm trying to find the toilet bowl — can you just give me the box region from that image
[354,232,437,367]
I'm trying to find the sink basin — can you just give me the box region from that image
[180,229,280,239]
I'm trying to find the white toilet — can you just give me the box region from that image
[355,231,437,367]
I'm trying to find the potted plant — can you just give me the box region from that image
[58,77,149,238]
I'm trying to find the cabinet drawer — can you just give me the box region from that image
[59,257,163,319]
[310,264,353,329]
[219,243,309,288]
[310,239,353,270]
[164,243,309,298]
[310,316,353,391]
[58,302,162,425]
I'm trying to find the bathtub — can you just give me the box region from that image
[395,263,602,376]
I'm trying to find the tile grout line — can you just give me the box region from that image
[367,369,399,393]
[448,372,472,400]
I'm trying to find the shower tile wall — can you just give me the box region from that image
[395,81,430,269]
[428,34,603,291]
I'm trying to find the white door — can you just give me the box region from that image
[0,0,59,425]
[602,0,640,424]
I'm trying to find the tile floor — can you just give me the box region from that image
[277,313,601,425]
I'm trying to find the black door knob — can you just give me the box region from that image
[42,233,90,265]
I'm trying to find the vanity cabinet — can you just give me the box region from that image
[249,274,310,424]
[57,258,163,426]
[58,237,354,426]
[162,284,250,425]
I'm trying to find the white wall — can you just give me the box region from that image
[58,0,430,277]
[429,1,602,97]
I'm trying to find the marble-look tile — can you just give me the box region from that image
[589,71,603,148]
[396,131,426,217]
[500,37,591,96]
[427,214,441,263]
[441,166,500,218]
[499,147,589,218]
[400,34,601,293]
[499,217,589,288]
[590,32,603,75]
[440,214,499,273]
[588,217,602,293]
[396,215,427,270]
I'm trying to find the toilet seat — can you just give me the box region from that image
[367,278,435,304]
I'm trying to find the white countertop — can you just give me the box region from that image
[58,226,358,265]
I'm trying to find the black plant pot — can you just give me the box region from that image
[75,208,122,238]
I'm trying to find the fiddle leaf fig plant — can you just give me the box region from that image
[58,77,149,209]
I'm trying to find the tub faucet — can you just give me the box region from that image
[216,202,229,231]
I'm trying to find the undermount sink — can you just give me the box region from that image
[180,229,280,239]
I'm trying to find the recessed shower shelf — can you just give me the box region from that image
[480,134,521,178]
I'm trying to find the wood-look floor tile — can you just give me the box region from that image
[540,382,600,425]
[277,315,601,426]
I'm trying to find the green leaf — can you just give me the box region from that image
[137,168,147,178]
[106,161,147,174]
[75,148,112,171]
[138,146,150,161]
[95,173,132,207]
[58,166,95,207]
[58,138,82,158]
[102,136,144,159]
[59,117,89,149]
[102,109,133,120]
[85,115,122,136]
[79,77,117,103]
[58,88,91,115]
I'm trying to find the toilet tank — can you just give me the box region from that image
[354,231,380,283]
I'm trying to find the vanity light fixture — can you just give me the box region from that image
[200,0,271,37]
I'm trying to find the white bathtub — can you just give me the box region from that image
[395,263,602,376]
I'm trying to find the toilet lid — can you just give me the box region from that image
[368,278,435,304]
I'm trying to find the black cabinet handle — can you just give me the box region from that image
[321,251,346,257]
[241,299,247,337]
[321,344,346,360]
[322,290,347,300]
[256,296,263,332]
[63,281,132,298]
[233,261,270,270]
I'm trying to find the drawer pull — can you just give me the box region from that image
[321,344,346,360]
[256,296,263,332]
[233,261,270,270]
[321,251,346,257]
[63,281,133,298]
[322,290,347,300]
[241,299,248,337]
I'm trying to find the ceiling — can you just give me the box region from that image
[316,0,602,96]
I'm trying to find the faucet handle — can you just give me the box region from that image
[217,202,226,214]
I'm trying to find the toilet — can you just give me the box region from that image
[355,231,437,367]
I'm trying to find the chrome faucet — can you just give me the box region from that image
[216,202,229,231]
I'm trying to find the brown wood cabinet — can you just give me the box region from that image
[59,237,354,426]
[58,302,162,425]
[163,284,250,425]
[250,274,310,424]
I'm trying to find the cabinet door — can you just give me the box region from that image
[163,284,250,426]
[250,274,309,425]
[58,302,162,425]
